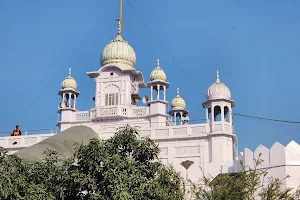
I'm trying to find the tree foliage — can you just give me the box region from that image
[190,153,300,200]
[0,125,184,200]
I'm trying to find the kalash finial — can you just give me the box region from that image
[216,70,220,83]
[177,87,180,96]
[68,68,72,76]
[157,58,160,68]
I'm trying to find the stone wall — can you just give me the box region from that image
[238,141,300,192]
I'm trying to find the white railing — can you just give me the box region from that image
[100,107,118,116]
[132,107,147,117]
[90,106,148,120]
[75,111,90,121]
[98,123,211,140]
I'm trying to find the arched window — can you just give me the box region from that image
[214,106,221,121]
[105,93,119,106]
[175,113,182,125]
[104,84,120,106]
[159,85,164,100]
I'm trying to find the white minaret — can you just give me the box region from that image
[147,59,169,127]
[202,70,236,168]
[57,68,80,131]
[169,88,189,125]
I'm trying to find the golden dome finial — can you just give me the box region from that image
[171,87,186,109]
[61,68,77,90]
[150,58,167,81]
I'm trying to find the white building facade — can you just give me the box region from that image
[1,16,300,196]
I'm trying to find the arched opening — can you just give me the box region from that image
[214,106,221,121]
[64,93,69,107]
[104,84,120,106]
[224,106,230,122]
[152,85,158,100]
[158,85,164,101]
[175,113,182,125]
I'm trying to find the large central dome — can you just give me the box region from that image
[100,24,136,70]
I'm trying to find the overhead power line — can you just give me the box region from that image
[15,1,300,131]
[233,113,300,124]
[0,118,207,134]
[124,0,300,127]
[20,6,113,121]
[125,0,206,98]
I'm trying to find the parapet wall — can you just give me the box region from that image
[238,141,300,192]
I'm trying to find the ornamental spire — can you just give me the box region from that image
[177,87,180,96]
[117,18,121,35]
[120,0,123,30]
[216,70,220,83]
[117,0,123,35]
[68,68,72,77]
[157,58,160,68]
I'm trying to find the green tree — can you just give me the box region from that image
[190,153,300,200]
[0,125,185,200]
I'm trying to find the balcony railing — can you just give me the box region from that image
[75,111,90,121]
[89,106,147,120]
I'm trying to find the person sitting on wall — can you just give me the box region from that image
[10,125,21,136]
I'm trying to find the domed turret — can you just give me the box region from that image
[150,59,167,81]
[171,88,186,109]
[206,70,231,100]
[169,87,189,125]
[100,20,136,70]
[61,68,77,90]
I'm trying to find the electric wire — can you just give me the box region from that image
[0,118,207,134]
[2,112,300,135]
[40,7,119,128]
[123,1,300,126]
[13,1,300,132]
[19,6,113,121]
[124,0,206,97]
[232,113,300,124]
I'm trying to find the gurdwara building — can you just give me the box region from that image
[1,15,300,194]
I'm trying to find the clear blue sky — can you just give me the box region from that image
[0,0,299,151]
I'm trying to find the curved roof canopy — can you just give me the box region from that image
[15,126,99,162]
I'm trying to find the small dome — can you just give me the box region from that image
[150,59,167,81]
[207,70,231,100]
[100,21,136,70]
[171,88,186,109]
[61,68,77,90]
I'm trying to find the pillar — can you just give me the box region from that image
[163,86,166,101]
[95,80,99,106]
[206,108,209,123]
[68,92,71,108]
[211,105,214,132]
[180,113,183,125]
[174,112,177,125]
[74,95,77,109]
[151,86,153,101]
[157,84,160,100]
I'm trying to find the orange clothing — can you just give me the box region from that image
[11,129,21,136]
